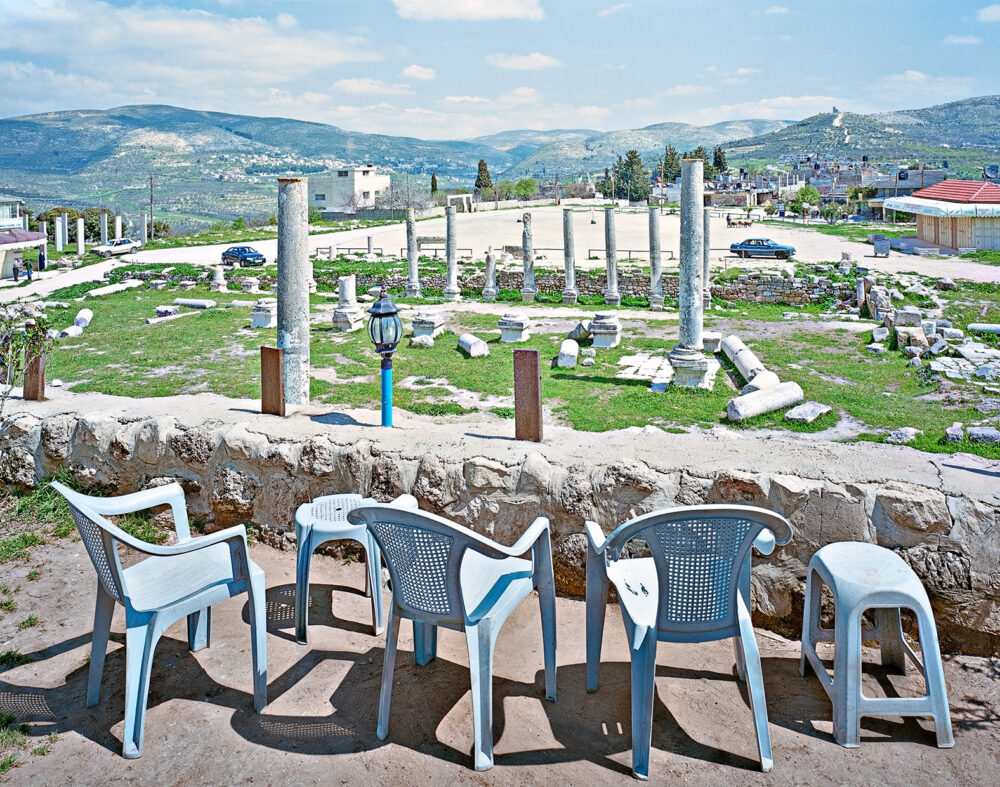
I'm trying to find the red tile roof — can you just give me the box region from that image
[911,179,1000,203]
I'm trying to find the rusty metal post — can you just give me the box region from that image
[513,349,542,441]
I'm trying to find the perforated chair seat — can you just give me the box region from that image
[460,552,533,625]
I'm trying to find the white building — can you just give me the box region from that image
[308,166,391,215]
[0,194,26,231]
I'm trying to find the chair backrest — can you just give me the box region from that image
[605,505,792,638]
[348,504,508,627]
[51,481,129,602]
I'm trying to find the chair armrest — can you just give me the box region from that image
[753,529,776,555]
[113,524,247,558]
[69,482,192,541]
[584,520,607,554]
[388,494,419,510]
[491,516,550,557]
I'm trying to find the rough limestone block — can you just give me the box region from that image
[968,426,1000,445]
[410,335,434,348]
[174,298,217,309]
[581,348,596,357]
[567,322,591,341]
[74,309,93,328]
[945,422,964,442]
[741,369,780,394]
[155,305,180,317]
[785,401,831,423]
[872,326,890,343]
[968,323,1000,335]
[928,339,949,356]
[887,427,921,444]
[177,280,197,291]
[581,357,595,367]
[556,339,579,368]
[975,363,999,381]
[148,279,167,290]
[941,328,964,340]
[727,381,803,422]
[458,333,489,358]
[893,309,922,327]
[936,277,957,291]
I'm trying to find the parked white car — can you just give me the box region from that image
[92,238,141,257]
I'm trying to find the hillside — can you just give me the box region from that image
[506,119,792,176]
[725,95,1000,174]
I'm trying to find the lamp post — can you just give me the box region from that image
[367,287,403,427]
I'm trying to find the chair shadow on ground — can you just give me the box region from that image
[245,582,375,643]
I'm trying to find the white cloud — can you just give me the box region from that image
[664,84,713,96]
[598,3,629,17]
[402,64,435,80]
[873,70,976,98]
[485,52,562,70]
[978,4,1000,21]
[444,95,490,104]
[942,34,982,44]
[392,0,543,21]
[735,68,761,76]
[333,78,412,96]
[276,13,296,29]
[764,5,790,13]
[678,94,841,124]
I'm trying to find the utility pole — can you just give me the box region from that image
[149,174,155,241]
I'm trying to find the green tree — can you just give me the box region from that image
[618,149,649,201]
[681,146,716,179]
[513,177,538,199]
[597,167,613,199]
[712,145,728,174]
[430,173,438,194]
[232,216,247,231]
[819,203,843,223]
[787,184,821,216]
[308,207,323,224]
[475,159,492,191]
[494,179,514,200]
[661,145,681,182]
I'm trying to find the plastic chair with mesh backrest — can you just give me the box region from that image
[585,504,793,778]
[50,481,267,759]
[347,503,557,772]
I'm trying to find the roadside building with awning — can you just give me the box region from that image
[0,228,48,279]
[883,180,1000,252]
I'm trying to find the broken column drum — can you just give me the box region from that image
[603,207,621,306]
[276,177,311,405]
[405,208,421,298]
[330,274,365,332]
[521,212,537,303]
[482,246,498,301]
[648,207,664,310]
[443,205,461,301]
[562,208,579,304]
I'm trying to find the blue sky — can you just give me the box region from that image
[1,0,998,139]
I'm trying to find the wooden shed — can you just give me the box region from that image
[883,180,1000,251]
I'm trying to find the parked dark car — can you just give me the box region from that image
[221,246,266,266]
[729,238,796,259]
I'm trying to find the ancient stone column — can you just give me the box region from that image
[141,211,148,245]
[405,207,421,297]
[100,212,108,244]
[76,217,85,255]
[702,207,712,307]
[114,213,122,240]
[604,207,621,306]
[39,220,47,240]
[55,216,63,252]
[648,207,664,311]
[276,177,311,405]
[61,212,69,246]
[562,208,578,304]
[521,212,537,303]
[443,205,461,301]
[482,246,498,301]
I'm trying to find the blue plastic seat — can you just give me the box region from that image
[799,542,953,748]
[586,504,793,778]
[294,493,417,642]
[51,481,267,759]
[347,503,557,771]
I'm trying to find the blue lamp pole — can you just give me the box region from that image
[367,287,403,427]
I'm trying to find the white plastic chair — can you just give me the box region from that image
[51,481,267,759]
[585,504,793,778]
[347,503,557,771]
[294,493,418,643]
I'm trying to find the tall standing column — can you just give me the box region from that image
[100,212,108,244]
[702,207,712,307]
[61,212,69,246]
[561,208,578,304]
[276,177,311,405]
[141,211,148,245]
[114,213,122,240]
[55,216,63,252]
[604,207,620,306]
[521,212,536,303]
[76,217,85,255]
[405,207,421,297]
[39,220,47,240]
[648,207,664,311]
[443,205,461,301]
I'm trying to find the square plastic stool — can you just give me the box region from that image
[799,542,953,748]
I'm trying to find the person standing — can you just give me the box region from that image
[11,258,20,282]
[25,258,33,281]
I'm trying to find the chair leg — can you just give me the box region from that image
[87,588,116,707]
[366,534,385,635]
[247,572,268,713]
[186,607,211,652]
[413,620,438,666]
[466,621,497,772]
[733,634,747,682]
[914,605,954,748]
[537,571,558,702]
[874,608,906,675]
[737,602,774,772]
[629,626,657,781]
[585,552,609,692]
[294,526,315,644]
[831,606,863,748]
[800,566,821,678]
[377,612,401,740]
[122,621,158,759]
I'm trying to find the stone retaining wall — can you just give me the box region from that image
[3,398,997,655]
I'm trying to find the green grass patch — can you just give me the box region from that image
[761,220,911,243]
[17,615,39,630]
[960,249,1000,266]
[112,513,170,545]
[14,468,78,538]
[0,650,32,671]
[0,753,19,775]
[0,534,43,564]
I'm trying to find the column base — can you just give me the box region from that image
[649,292,665,311]
[482,289,498,302]
[562,289,579,304]
[442,286,462,302]
[521,288,537,303]
[668,348,720,390]
[405,282,422,298]
[702,289,712,309]
[604,291,621,307]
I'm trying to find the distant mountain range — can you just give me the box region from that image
[2,96,999,226]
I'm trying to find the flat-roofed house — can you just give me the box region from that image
[883,180,1000,252]
[0,195,46,279]
[308,166,391,216]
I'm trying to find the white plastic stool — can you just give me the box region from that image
[799,542,953,748]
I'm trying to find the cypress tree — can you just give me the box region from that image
[430,173,438,193]
[475,159,492,191]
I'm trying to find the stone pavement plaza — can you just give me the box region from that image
[2,539,998,785]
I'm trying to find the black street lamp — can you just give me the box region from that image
[367,287,403,427]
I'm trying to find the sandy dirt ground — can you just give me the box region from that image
[2,540,998,785]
